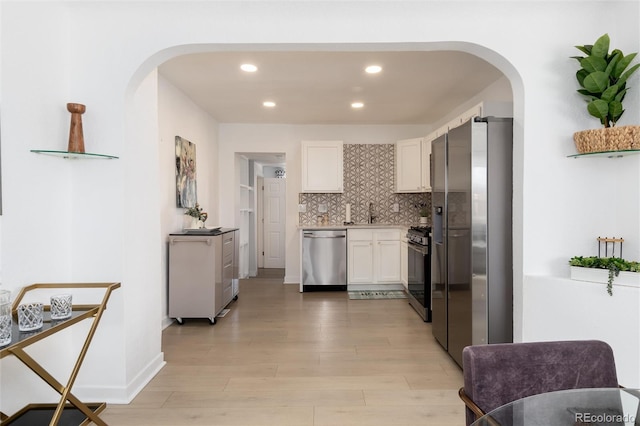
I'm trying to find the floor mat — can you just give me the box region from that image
[348,290,407,300]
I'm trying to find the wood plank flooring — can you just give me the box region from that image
[101,275,464,425]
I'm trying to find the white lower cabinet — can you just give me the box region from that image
[348,239,374,283]
[400,240,408,289]
[348,229,401,285]
[376,239,401,282]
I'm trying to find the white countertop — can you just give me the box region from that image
[299,224,414,230]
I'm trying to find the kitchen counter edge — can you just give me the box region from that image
[298,224,414,230]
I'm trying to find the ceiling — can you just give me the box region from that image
[158,50,506,126]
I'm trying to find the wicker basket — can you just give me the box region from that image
[573,125,640,154]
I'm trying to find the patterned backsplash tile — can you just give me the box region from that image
[299,144,430,226]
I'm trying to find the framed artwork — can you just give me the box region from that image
[175,136,197,208]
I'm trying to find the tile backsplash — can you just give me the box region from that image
[299,143,430,226]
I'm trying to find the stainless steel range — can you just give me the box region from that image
[406,226,431,322]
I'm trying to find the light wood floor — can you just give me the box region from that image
[255,268,286,279]
[102,276,464,425]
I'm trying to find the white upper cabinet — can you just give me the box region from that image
[395,137,432,193]
[301,141,344,193]
[421,136,432,192]
[395,137,423,192]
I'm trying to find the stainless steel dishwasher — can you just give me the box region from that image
[302,229,347,291]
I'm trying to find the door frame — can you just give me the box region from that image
[257,176,264,269]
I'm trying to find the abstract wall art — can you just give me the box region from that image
[175,136,197,208]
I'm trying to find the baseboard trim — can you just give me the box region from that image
[74,352,166,404]
[161,316,174,329]
[284,274,299,284]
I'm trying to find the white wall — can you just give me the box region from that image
[158,75,219,326]
[1,1,639,408]
[0,1,129,411]
[434,76,514,129]
[524,276,640,387]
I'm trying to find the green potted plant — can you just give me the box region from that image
[572,33,640,153]
[414,201,429,224]
[184,203,208,229]
[569,255,640,296]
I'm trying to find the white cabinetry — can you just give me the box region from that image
[348,228,401,285]
[395,138,431,192]
[421,138,432,192]
[348,238,374,283]
[395,138,423,192]
[301,140,343,192]
[400,237,408,289]
[376,238,401,282]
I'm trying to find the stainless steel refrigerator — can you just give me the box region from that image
[431,117,513,368]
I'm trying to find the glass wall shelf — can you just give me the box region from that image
[568,149,640,159]
[30,149,118,160]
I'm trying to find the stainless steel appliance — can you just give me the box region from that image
[431,117,513,367]
[302,229,347,291]
[406,226,431,322]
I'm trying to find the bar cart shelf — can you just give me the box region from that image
[0,282,121,426]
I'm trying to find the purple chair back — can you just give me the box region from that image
[462,340,619,425]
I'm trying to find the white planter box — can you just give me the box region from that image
[570,266,640,288]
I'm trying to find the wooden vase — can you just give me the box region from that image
[67,103,86,153]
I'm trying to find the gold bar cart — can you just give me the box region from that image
[0,282,121,426]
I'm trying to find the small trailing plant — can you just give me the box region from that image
[184,203,208,223]
[572,33,640,128]
[569,256,640,296]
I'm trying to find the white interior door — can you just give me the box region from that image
[264,178,286,268]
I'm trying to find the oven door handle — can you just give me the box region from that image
[407,242,429,256]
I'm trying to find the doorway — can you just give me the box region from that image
[135,41,522,335]
[237,153,286,278]
[263,177,286,269]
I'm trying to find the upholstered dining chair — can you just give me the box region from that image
[458,340,619,425]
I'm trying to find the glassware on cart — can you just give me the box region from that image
[50,294,73,320]
[18,302,44,331]
[0,298,11,346]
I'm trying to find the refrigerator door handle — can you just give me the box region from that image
[429,152,433,189]
[433,206,444,244]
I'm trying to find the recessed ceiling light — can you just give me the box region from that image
[351,102,364,109]
[365,65,382,74]
[240,63,258,72]
[263,101,276,107]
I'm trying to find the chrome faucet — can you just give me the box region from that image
[368,202,377,224]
